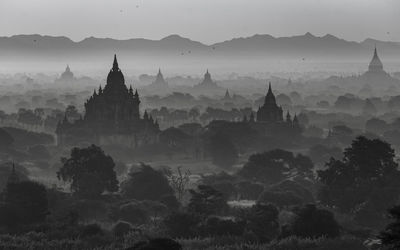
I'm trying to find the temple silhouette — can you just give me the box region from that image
[151,68,168,87]
[324,46,400,95]
[56,55,159,147]
[194,70,220,89]
[246,83,301,136]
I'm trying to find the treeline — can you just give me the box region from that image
[0,136,399,249]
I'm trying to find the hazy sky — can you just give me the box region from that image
[0,0,399,44]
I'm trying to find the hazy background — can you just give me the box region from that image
[0,0,400,75]
[1,0,399,44]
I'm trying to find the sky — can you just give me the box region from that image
[0,0,399,44]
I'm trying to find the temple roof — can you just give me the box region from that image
[264,82,277,105]
[368,46,383,72]
[105,54,127,93]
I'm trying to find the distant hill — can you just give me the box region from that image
[1,33,399,73]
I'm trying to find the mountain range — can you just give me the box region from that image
[1,33,399,74]
[1,33,399,59]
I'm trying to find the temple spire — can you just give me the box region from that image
[113,54,119,71]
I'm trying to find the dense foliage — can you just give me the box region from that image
[57,145,119,197]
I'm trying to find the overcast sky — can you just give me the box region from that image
[0,0,399,44]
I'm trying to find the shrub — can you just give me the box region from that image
[121,164,174,201]
[163,211,201,238]
[258,190,303,208]
[113,221,134,237]
[281,204,340,239]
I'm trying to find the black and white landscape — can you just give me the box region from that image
[0,1,400,250]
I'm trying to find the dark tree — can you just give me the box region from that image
[127,238,182,250]
[121,164,174,201]
[239,203,280,243]
[0,128,13,149]
[163,211,201,238]
[188,185,228,215]
[318,136,400,213]
[57,144,118,197]
[1,181,48,225]
[281,204,340,239]
[380,205,400,248]
[239,149,314,184]
[207,132,238,169]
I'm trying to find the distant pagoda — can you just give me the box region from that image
[57,65,75,82]
[151,68,168,86]
[195,70,219,89]
[367,46,384,73]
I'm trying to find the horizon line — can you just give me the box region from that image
[1,32,399,45]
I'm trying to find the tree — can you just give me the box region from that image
[65,105,81,122]
[239,149,314,184]
[207,132,238,169]
[0,128,13,149]
[239,203,280,243]
[281,204,340,239]
[1,180,48,225]
[379,205,400,248]
[164,166,191,203]
[57,144,118,197]
[121,164,174,201]
[128,238,182,250]
[318,136,400,213]
[188,185,228,215]
[163,211,201,238]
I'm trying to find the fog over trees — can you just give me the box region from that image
[0,1,400,249]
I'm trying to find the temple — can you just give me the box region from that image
[56,55,159,147]
[151,68,168,87]
[256,83,284,122]
[195,70,219,88]
[246,83,301,136]
[55,65,76,84]
[324,46,400,96]
[367,46,384,73]
[222,89,232,101]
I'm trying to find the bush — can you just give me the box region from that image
[199,217,245,237]
[281,204,340,239]
[188,185,228,215]
[79,223,104,238]
[163,211,201,238]
[236,181,264,200]
[127,238,182,250]
[113,221,134,237]
[239,203,280,243]
[258,190,303,208]
[121,164,174,201]
[115,201,150,225]
[159,194,180,210]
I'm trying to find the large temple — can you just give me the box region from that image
[56,55,159,147]
[247,83,301,136]
[256,83,284,123]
